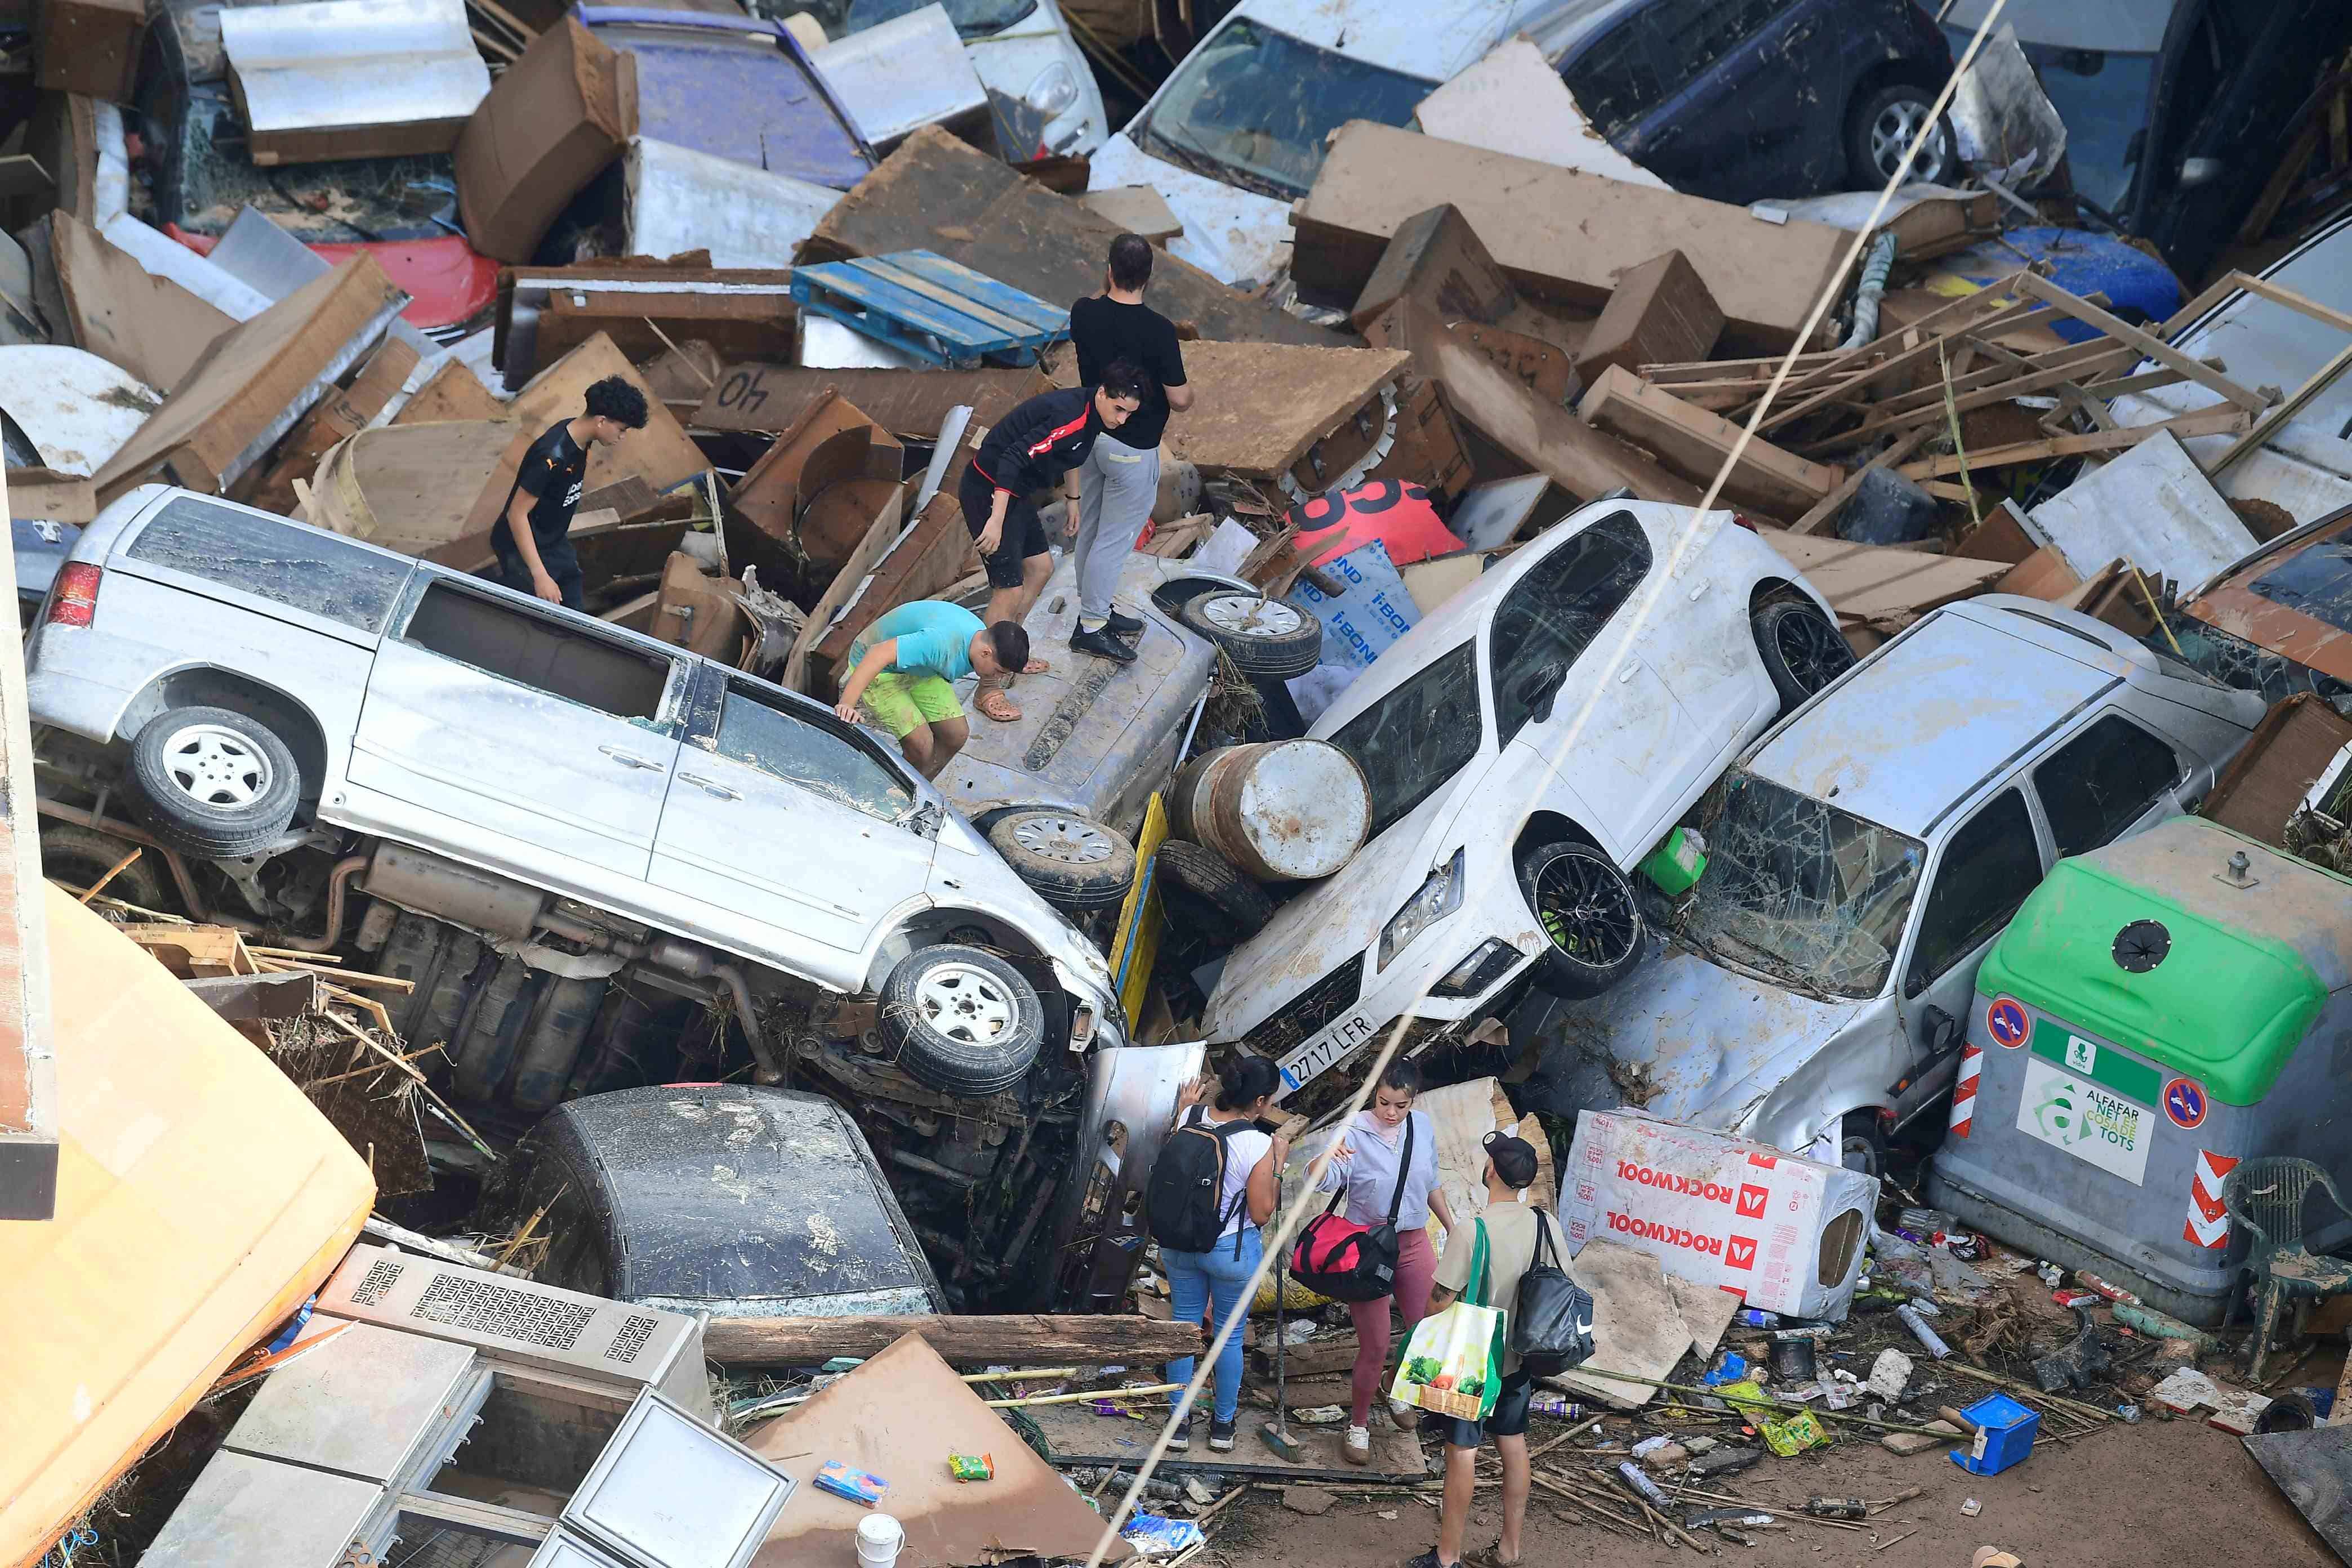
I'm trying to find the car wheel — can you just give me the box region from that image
[1178,591,1323,679]
[38,822,174,910]
[1518,840,1645,999]
[879,944,1046,1097]
[1155,839,1277,939]
[1847,83,1956,189]
[1840,1111,1888,1180]
[988,808,1137,910]
[126,705,302,859]
[1753,600,1856,712]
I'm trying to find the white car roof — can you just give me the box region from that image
[1226,0,1592,81]
[1744,600,2125,840]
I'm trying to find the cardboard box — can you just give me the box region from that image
[35,0,144,100]
[239,337,423,515]
[726,389,904,593]
[93,254,410,505]
[47,214,238,394]
[1560,1110,1878,1320]
[454,17,637,265]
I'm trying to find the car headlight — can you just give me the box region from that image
[1378,849,1464,973]
[1026,61,1080,118]
[1430,939,1523,999]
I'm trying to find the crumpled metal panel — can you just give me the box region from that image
[220,0,490,157]
[809,3,987,149]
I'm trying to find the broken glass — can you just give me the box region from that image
[1681,773,1923,999]
[1328,642,1482,841]
[1135,17,1431,199]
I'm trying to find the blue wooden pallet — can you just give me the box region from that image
[790,250,1070,368]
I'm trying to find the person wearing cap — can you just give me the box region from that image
[1410,1132,1570,1568]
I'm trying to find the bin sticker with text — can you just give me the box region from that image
[2015,1055,2153,1185]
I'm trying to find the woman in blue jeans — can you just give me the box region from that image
[1161,1055,1289,1453]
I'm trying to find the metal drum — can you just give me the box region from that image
[1169,740,1370,882]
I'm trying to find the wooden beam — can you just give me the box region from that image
[703,1313,1207,1367]
[1754,296,2091,433]
[1894,405,2251,481]
[2210,340,2352,478]
[2220,271,2352,337]
[1808,341,2139,452]
[1789,426,1939,534]
[2013,272,2271,414]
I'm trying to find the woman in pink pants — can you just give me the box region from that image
[1318,1061,1456,1466]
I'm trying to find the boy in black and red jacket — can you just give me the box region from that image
[958,360,1153,722]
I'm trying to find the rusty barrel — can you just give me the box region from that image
[1168,741,1370,883]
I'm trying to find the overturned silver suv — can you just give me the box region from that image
[26,485,1133,1301]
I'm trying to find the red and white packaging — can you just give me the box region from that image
[1560,1111,1879,1321]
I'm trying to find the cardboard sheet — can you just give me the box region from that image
[1414,39,1668,189]
[743,1333,1134,1568]
[48,215,235,393]
[455,17,636,264]
[1545,1238,1698,1411]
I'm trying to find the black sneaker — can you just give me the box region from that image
[1208,1416,1236,1452]
[1105,607,1145,638]
[1070,625,1138,663]
[1166,1419,1191,1453]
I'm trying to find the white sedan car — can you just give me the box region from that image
[1201,500,1851,1101]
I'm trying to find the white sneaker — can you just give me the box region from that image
[1343,1424,1371,1465]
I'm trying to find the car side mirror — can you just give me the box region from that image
[1922,1004,1960,1053]
[1519,663,1566,724]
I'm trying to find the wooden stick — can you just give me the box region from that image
[302,1041,447,1089]
[2210,338,2352,478]
[2226,271,2352,337]
[1940,1361,2114,1421]
[641,318,717,386]
[259,959,414,991]
[1893,404,2250,481]
[467,0,539,41]
[248,945,345,963]
[1561,1368,1961,1436]
[1789,425,1938,532]
[982,1382,1182,1409]
[77,845,144,905]
[1530,1473,1645,1540]
[1526,1416,1605,1459]
[1940,342,1983,531]
[318,1009,492,1152]
[2013,272,2270,413]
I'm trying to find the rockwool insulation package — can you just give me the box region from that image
[1558,1110,1878,1321]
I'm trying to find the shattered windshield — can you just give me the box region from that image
[1681,773,1924,999]
[1328,643,1484,842]
[799,0,1038,40]
[1136,18,1433,198]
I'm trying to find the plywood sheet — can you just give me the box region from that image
[1296,123,1850,352]
[2025,429,2257,585]
[390,358,505,425]
[49,214,235,393]
[1758,528,2009,627]
[696,364,1048,438]
[1159,342,1411,477]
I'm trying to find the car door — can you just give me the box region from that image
[1611,0,1817,200]
[648,667,935,987]
[1486,509,1685,859]
[1559,9,1674,151]
[349,576,687,884]
[2028,709,2191,861]
[1894,786,2051,1072]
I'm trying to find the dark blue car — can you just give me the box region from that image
[1548,0,1959,201]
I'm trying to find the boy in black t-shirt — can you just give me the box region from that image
[493,376,649,610]
[1064,234,1191,661]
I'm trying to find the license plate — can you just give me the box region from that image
[1275,1006,1383,1097]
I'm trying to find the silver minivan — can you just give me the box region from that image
[1509,595,2266,1171]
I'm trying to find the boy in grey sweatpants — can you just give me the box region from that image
[1064,234,1192,663]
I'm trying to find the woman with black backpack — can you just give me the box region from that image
[1151,1056,1288,1453]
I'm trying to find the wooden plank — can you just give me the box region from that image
[1754,296,2092,433]
[1893,404,2251,481]
[1805,340,2139,451]
[1575,250,1723,381]
[2013,272,2270,414]
[1577,366,1842,516]
[883,251,1071,333]
[842,255,1046,342]
[703,1312,1205,1366]
[1758,528,2010,627]
[2223,271,2352,338]
[2211,340,2352,478]
[1789,426,1938,534]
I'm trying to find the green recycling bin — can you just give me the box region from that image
[1928,816,2352,1326]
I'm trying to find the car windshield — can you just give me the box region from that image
[2248,531,2352,634]
[1135,17,1433,198]
[1681,773,1925,1000]
[1327,643,1484,841]
[805,0,1037,41]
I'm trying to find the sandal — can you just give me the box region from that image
[1464,1546,1522,1568]
[975,688,1022,723]
[1022,657,1051,675]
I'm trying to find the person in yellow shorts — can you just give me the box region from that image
[832,600,1031,779]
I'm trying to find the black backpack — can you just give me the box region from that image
[1146,1108,1254,1257]
[1512,1216,1597,1378]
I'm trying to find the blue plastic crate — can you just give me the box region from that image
[1950,1392,2039,1475]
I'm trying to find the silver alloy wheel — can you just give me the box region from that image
[161,723,274,808]
[1871,96,1948,183]
[1012,814,1117,865]
[1199,593,1305,638]
[914,962,1020,1044]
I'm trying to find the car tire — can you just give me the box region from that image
[1839,1111,1888,1180]
[1178,591,1323,680]
[38,822,174,910]
[1518,840,1645,999]
[126,706,302,859]
[1847,83,1957,189]
[1155,839,1277,939]
[1753,600,1856,712]
[879,943,1047,1097]
[988,809,1137,910]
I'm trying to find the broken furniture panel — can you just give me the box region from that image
[2023,430,2259,587]
[647,551,752,662]
[91,253,409,505]
[389,358,507,425]
[807,2,989,153]
[1577,366,1843,519]
[803,126,1338,348]
[1079,185,1183,243]
[240,336,423,515]
[220,0,492,166]
[34,0,145,100]
[494,264,798,390]
[623,136,843,271]
[0,346,160,476]
[1758,527,2010,640]
[455,17,638,264]
[1296,123,1851,353]
[1346,204,1591,377]
[4,469,97,524]
[693,363,1049,438]
[805,489,979,697]
[308,420,519,557]
[726,388,905,593]
[1576,251,1724,384]
[2202,694,2352,849]
[1151,341,1411,500]
[46,213,237,394]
